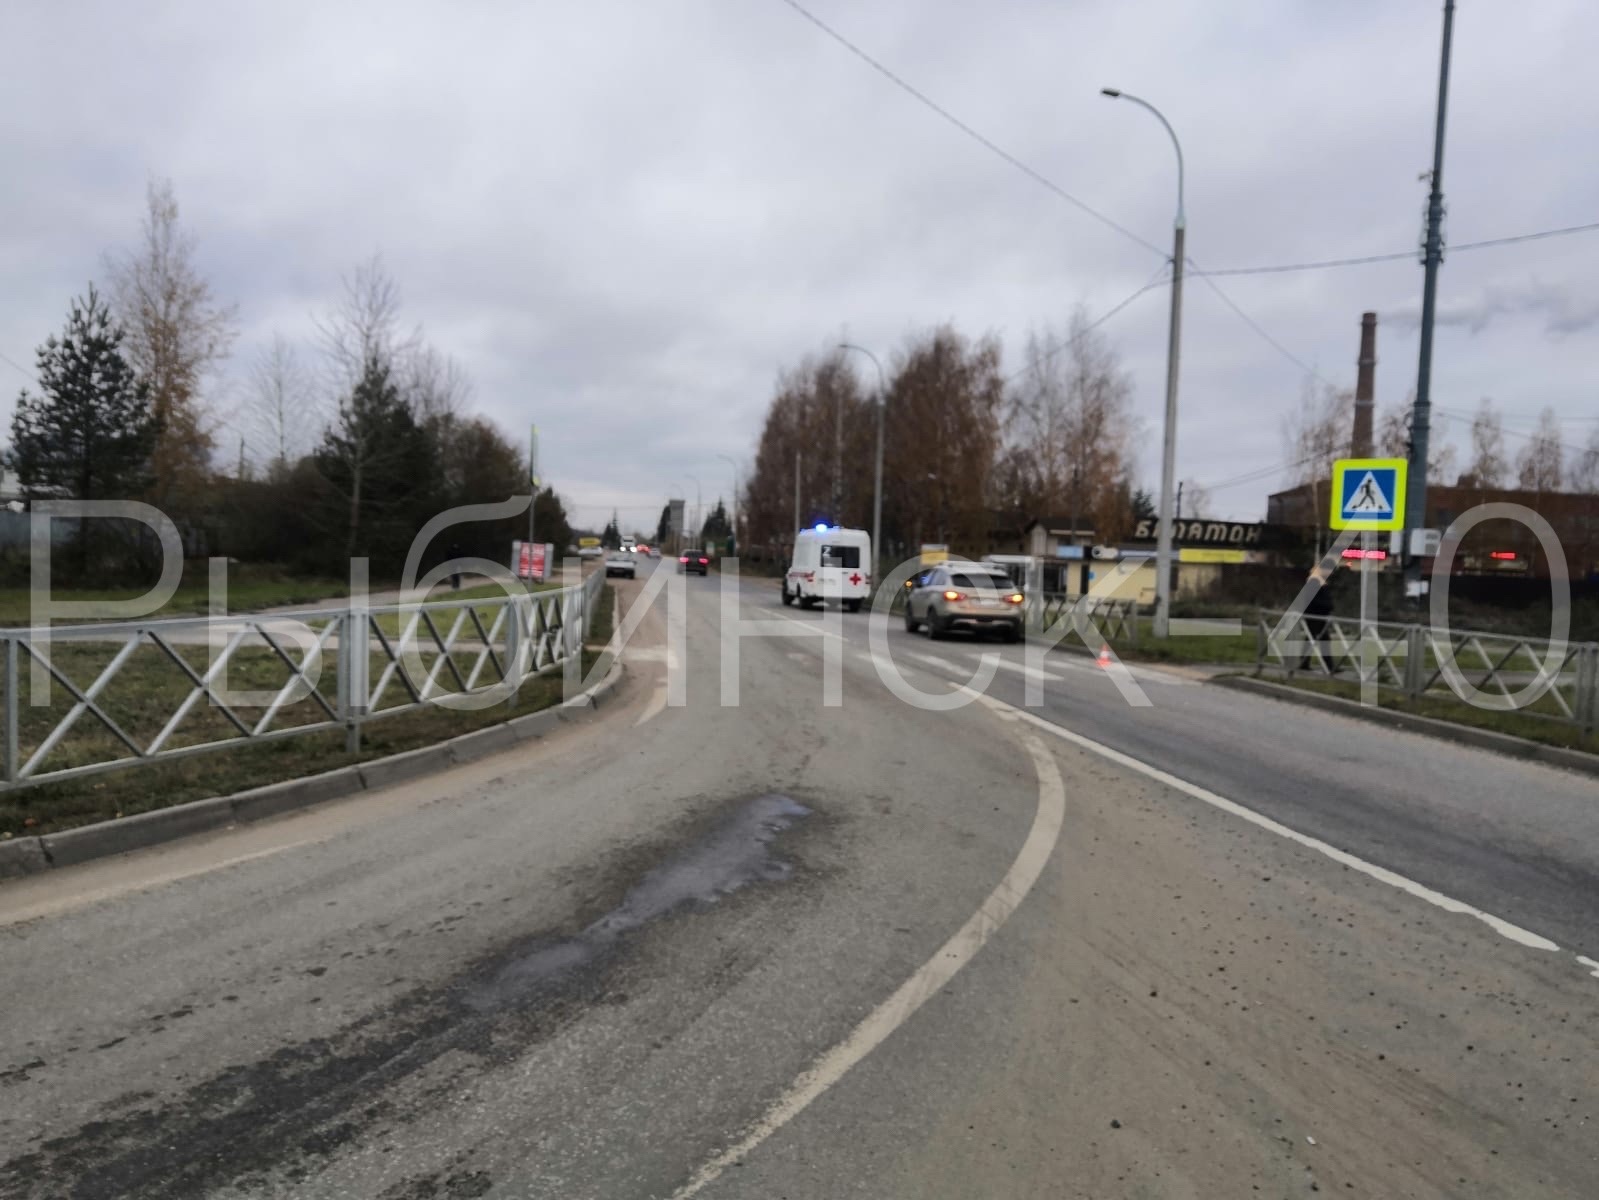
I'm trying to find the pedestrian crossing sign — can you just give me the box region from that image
[1330,457,1407,531]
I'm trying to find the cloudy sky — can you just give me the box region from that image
[2,0,1596,527]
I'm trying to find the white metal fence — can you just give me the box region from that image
[0,570,606,792]
[1255,609,1599,733]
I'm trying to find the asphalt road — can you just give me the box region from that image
[1,560,1595,1198]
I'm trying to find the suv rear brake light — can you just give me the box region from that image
[678,555,688,562]
[698,556,708,564]
[943,590,964,601]
[1008,593,1024,604]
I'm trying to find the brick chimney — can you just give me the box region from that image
[1352,311,1376,457]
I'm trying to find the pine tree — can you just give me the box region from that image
[9,284,157,505]
[312,352,439,565]
[701,498,731,541]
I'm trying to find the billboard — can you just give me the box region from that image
[513,540,552,581]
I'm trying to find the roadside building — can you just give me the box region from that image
[1268,482,1599,582]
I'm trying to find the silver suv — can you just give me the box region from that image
[904,564,1024,641]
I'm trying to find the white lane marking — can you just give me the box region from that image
[671,699,1065,1198]
[1579,956,1599,979]
[905,651,960,672]
[1005,705,1562,954]
[633,683,668,727]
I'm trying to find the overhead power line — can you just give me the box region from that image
[1003,264,1170,384]
[772,0,1349,391]
[1433,408,1593,457]
[1196,221,1599,278]
[0,349,37,387]
[1201,449,1325,495]
[774,0,1168,259]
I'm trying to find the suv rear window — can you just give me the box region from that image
[949,572,1011,591]
[821,545,860,569]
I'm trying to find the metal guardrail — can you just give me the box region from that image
[0,571,606,793]
[1255,608,1599,732]
[1029,594,1140,644]
[883,585,1141,645]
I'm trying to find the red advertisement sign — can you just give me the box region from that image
[514,541,550,581]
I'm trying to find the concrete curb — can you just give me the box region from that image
[1211,673,1599,779]
[0,658,628,881]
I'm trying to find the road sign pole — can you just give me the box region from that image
[1360,529,1378,708]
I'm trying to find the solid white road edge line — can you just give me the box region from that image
[668,697,1065,1199]
[1003,703,1563,955]
[634,682,668,728]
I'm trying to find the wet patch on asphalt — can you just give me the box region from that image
[0,793,812,1200]
[464,793,808,1012]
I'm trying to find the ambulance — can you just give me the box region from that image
[782,525,872,612]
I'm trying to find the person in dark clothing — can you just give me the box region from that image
[1299,565,1336,671]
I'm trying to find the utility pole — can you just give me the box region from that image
[1405,0,1456,597]
[527,423,538,589]
[839,343,886,583]
[832,362,844,522]
[1102,88,1184,638]
[1069,466,1084,596]
[793,450,802,537]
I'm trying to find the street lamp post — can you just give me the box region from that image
[715,452,740,551]
[839,343,886,585]
[1102,86,1184,639]
[684,473,702,551]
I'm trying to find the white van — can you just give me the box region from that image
[783,525,872,611]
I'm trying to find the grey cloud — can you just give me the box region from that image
[2,0,1596,524]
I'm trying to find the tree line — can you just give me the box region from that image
[742,311,1150,561]
[1283,385,1599,505]
[6,180,569,583]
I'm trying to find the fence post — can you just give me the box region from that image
[1025,559,1043,635]
[338,611,366,755]
[1254,611,1266,678]
[1580,643,1598,735]
[1404,624,1424,700]
[505,594,523,711]
[4,637,16,786]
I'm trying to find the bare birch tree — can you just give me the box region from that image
[1516,406,1564,492]
[1465,398,1509,488]
[244,334,314,477]
[104,177,237,511]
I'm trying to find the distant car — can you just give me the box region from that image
[678,550,709,576]
[649,547,661,558]
[904,563,1024,641]
[578,546,603,559]
[605,550,637,579]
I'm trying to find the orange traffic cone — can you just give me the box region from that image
[1096,643,1113,668]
